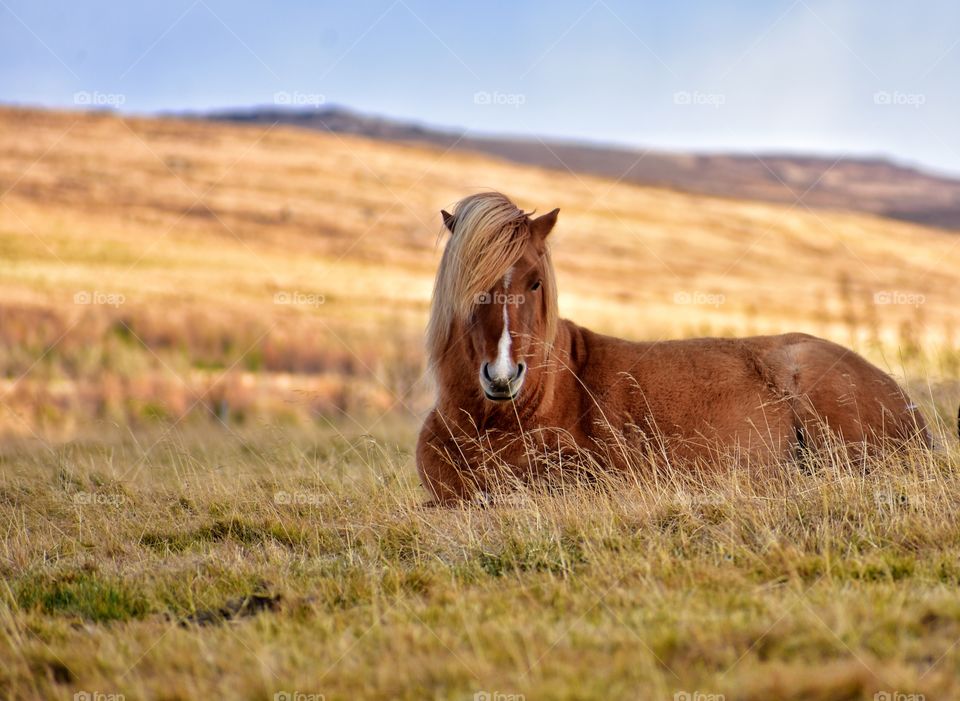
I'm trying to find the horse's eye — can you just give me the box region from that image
[531,280,542,291]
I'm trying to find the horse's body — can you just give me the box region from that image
[417,192,931,504]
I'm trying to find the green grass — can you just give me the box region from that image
[2,420,960,700]
[14,571,150,623]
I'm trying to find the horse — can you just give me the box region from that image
[416,191,937,505]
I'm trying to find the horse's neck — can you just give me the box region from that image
[539,318,586,418]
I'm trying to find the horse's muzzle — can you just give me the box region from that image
[480,361,526,401]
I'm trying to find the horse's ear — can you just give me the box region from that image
[531,208,559,241]
[441,210,456,233]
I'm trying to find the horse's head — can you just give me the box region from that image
[464,209,558,401]
[428,193,559,405]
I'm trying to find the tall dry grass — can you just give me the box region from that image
[2,106,960,699]
[2,422,960,699]
[2,106,960,439]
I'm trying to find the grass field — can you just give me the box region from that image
[3,106,960,438]
[4,426,960,700]
[2,106,960,700]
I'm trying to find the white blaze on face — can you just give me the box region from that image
[490,268,514,380]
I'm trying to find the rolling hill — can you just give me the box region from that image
[203,105,960,230]
[1,105,959,436]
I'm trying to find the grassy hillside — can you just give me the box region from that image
[1,106,959,437]
[209,105,960,230]
[2,106,960,700]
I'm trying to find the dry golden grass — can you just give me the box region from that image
[1,106,959,435]
[2,425,960,700]
[2,106,960,700]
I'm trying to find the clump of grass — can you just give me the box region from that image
[475,533,587,578]
[14,570,150,622]
[140,517,303,553]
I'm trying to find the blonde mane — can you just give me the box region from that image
[426,191,559,366]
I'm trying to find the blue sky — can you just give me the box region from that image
[2,0,959,174]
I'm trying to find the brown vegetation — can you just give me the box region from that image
[2,106,959,439]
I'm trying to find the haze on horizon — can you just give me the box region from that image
[2,0,959,176]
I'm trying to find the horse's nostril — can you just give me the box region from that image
[516,362,526,378]
[481,362,492,381]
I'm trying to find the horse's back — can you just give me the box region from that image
[574,326,929,458]
[576,329,801,461]
[754,333,930,448]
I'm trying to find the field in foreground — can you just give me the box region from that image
[4,106,960,700]
[3,421,960,701]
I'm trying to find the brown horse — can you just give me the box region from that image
[417,191,934,505]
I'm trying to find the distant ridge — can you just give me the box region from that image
[199,105,960,231]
